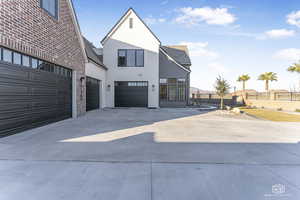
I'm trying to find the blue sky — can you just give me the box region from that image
[73,0,300,91]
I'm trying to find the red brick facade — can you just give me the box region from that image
[0,0,86,116]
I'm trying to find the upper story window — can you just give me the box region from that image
[118,49,144,67]
[40,0,59,19]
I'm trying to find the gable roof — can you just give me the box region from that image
[101,8,161,45]
[83,37,107,70]
[160,47,191,73]
[160,46,192,70]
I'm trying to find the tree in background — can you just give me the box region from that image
[237,74,251,91]
[215,76,230,110]
[287,62,300,91]
[258,72,278,91]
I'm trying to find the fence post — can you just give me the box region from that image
[291,92,293,101]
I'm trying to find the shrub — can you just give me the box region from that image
[277,108,283,111]
[296,109,300,113]
[261,106,265,109]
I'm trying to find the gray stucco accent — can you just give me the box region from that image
[159,50,190,107]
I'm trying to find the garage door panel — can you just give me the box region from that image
[0,62,72,137]
[0,102,30,112]
[115,82,148,107]
[0,83,29,95]
[0,64,30,80]
[86,77,100,111]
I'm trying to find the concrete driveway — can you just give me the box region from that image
[0,108,300,200]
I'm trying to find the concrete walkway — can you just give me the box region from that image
[0,108,300,199]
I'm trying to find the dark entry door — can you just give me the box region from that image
[86,77,100,111]
[0,62,72,137]
[115,81,148,107]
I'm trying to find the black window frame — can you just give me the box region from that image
[40,0,59,20]
[2,48,13,63]
[117,49,144,67]
[0,46,72,78]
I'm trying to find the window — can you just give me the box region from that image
[38,60,44,70]
[13,52,21,65]
[128,82,148,87]
[136,50,144,67]
[32,58,38,69]
[160,79,167,84]
[40,0,58,19]
[129,18,133,29]
[3,49,12,63]
[118,50,126,67]
[22,55,30,67]
[0,46,71,77]
[118,49,144,67]
[160,85,167,100]
[127,50,135,66]
[159,78,187,102]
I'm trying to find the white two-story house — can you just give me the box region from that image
[101,8,191,108]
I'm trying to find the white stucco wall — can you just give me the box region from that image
[85,62,107,108]
[102,10,160,108]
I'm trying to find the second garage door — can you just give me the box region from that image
[86,77,100,111]
[115,81,148,107]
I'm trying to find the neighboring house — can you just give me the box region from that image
[83,37,107,110]
[0,0,87,137]
[102,8,191,108]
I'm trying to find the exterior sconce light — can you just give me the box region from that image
[80,76,85,100]
[152,84,155,91]
[107,84,111,91]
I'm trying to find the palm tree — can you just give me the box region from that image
[258,72,278,91]
[287,62,300,91]
[215,76,231,110]
[237,74,251,91]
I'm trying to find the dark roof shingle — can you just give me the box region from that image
[83,37,107,70]
[160,46,191,70]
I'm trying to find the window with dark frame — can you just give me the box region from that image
[22,55,30,67]
[40,0,58,19]
[118,50,126,67]
[159,78,186,102]
[0,46,72,78]
[3,48,12,63]
[118,49,144,67]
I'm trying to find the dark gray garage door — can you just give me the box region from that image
[115,81,148,107]
[86,77,100,111]
[0,61,72,137]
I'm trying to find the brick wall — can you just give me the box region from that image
[0,0,86,116]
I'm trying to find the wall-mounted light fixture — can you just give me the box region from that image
[80,76,85,100]
[152,84,155,91]
[107,84,111,91]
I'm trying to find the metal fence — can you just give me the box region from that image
[190,93,237,106]
[246,92,300,101]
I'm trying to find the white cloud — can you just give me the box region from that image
[287,10,300,27]
[179,41,219,59]
[274,48,300,61]
[144,16,166,25]
[175,7,236,26]
[264,29,295,39]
